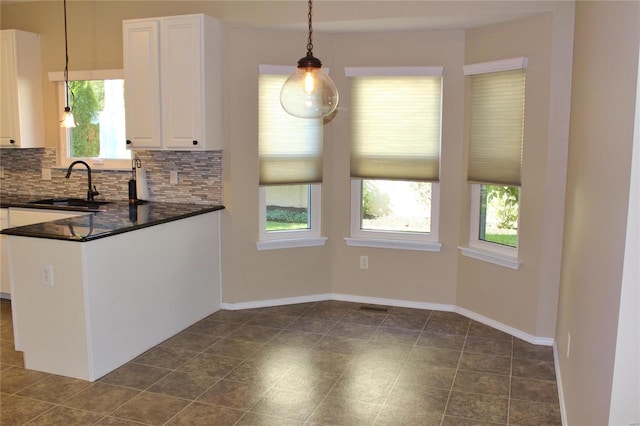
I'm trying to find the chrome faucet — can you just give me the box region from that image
[65,160,100,201]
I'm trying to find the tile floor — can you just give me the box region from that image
[0,299,562,425]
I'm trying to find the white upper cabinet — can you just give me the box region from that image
[0,30,45,148]
[123,14,223,151]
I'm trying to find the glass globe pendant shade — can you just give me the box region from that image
[60,106,76,128]
[280,55,339,119]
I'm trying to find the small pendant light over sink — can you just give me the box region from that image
[280,0,338,119]
[60,0,75,128]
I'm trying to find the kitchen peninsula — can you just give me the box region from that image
[1,196,223,381]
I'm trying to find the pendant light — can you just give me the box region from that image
[60,0,76,128]
[280,0,338,119]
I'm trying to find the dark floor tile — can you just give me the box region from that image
[99,362,171,390]
[328,374,396,404]
[268,329,323,348]
[257,303,314,317]
[418,331,467,350]
[227,324,282,343]
[512,358,556,381]
[62,383,139,415]
[224,358,291,386]
[441,415,504,425]
[468,321,513,342]
[112,391,190,425]
[396,364,457,390]
[0,320,14,341]
[314,335,369,355]
[374,405,442,425]
[248,313,298,329]
[340,309,387,326]
[250,387,323,421]
[148,370,219,400]
[285,317,337,334]
[177,353,242,379]
[388,306,432,318]
[187,318,242,337]
[26,405,103,425]
[167,401,244,426]
[425,317,470,335]
[302,306,350,321]
[307,396,381,425]
[459,352,511,376]
[133,346,198,370]
[510,377,559,404]
[445,391,508,424]
[0,366,49,394]
[380,312,428,330]
[206,309,259,324]
[452,370,510,397]
[197,378,268,409]
[513,339,554,362]
[358,341,413,361]
[345,354,404,382]
[160,331,219,352]
[0,344,23,368]
[386,381,449,415]
[96,416,143,425]
[249,343,310,364]
[370,326,421,346]
[328,320,378,339]
[235,411,304,426]
[0,395,54,425]
[204,336,264,359]
[408,346,461,368]
[16,374,91,403]
[508,398,562,425]
[274,366,341,396]
[464,336,512,357]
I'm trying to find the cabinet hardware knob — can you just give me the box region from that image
[9,139,15,144]
[192,140,198,145]
[126,140,132,145]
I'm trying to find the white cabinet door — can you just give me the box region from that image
[123,20,161,149]
[0,30,44,148]
[123,14,222,151]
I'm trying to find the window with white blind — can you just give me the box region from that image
[257,65,326,250]
[344,67,443,251]
[460,57,527,268]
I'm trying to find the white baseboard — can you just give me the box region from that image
[222,293,554,346]
[553,342,568,425]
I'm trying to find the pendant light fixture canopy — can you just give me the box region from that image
[60,0,75,128]
[280,0,338,119]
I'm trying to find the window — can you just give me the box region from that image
[52,69,130,169]
[345,67,443,251]
[257,65,325,250]
[460,58,527,269]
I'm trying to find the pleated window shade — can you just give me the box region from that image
[467,67,526,186]
[258,66,323,186]
[346,67,443,181]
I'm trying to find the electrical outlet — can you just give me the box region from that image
[41,168,51,180]
[170,170,178,185]
[566,333,571,358]
[40,265,54,287]
[360,255,368,269]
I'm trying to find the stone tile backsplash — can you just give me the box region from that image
[0,148,223,205]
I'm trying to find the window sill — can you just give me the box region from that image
[257,236,327,251]
[458,246,521,270]
[345,237,442,252]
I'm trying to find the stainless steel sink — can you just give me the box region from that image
[29,198,111,211]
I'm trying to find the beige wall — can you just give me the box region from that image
[1,0,572,331]
[556,1,640,424]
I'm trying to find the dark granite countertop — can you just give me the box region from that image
[0,194,224,242]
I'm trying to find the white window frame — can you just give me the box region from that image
[49,69,131,170]
[257,184,326,250]
[460,184,521,269]
[345,179,442,252]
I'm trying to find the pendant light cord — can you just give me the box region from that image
[306,0,314,56]
[63,0,71,108]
